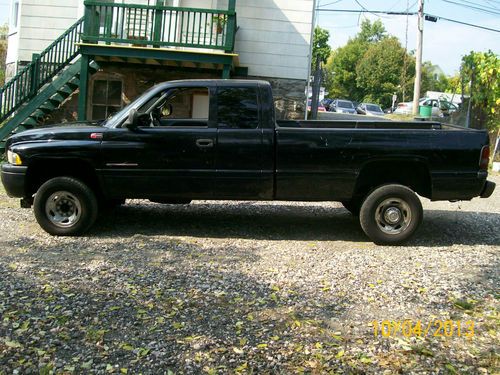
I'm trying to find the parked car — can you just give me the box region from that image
[1,80,495,245]
[357,103,385,116]
[329,99,357,114]
[307,100,326,112]
[395,98,458,116]
[321,98,334,111]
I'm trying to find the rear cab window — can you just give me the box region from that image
[216,87,259,129]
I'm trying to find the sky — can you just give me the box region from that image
[0,0,498,75]
[316,0,500,75]
[0,0,9,26]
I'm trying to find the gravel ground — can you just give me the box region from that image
[0,175,499,374]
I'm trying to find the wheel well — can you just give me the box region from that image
[26,159,101,198]
[354,161,432,200]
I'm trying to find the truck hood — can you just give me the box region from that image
[5,121,106,148]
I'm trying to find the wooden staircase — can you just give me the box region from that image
[0,17,98,151]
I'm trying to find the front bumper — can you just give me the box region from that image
[480,180,496,198]
[1,164,28,198]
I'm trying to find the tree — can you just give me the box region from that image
[356,19,386,43]
[356,36,414,108]
[0,23,8,86]
[311,26,331,71]
[324,19,387,101]
[459,50,499,131]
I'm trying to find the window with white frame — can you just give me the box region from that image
[91,79,123,120]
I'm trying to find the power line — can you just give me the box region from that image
[316,8,500,33]
[317,0,344,7]
[440,0,500,15]
[354,0,392,18]
[315,8,418,15]
[432,14,500,32]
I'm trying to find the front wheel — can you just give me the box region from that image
[33,177,98,236]
[359,184,423,245]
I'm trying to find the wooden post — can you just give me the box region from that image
[78,54,90,121]
[222,64,230,79]
[225,0,236,53]
[29,53,41,98]
[153,0,165,48]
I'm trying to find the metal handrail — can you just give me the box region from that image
[0,17,84,122]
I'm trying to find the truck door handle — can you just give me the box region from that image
[196,139,214,148]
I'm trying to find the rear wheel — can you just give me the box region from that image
[33,177,98,236]
[359,184,423,245]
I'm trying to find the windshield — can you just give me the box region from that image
[366,104,382,112]
[338,101,354,108]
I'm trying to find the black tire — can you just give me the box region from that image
[341,199,362,216]
[33,177,98,236]
[359,184,423,245]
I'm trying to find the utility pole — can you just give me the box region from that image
[311,58,321,119]
[305,0,318,120]
[412,0,424,116]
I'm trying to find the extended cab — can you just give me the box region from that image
[1,80,496,244]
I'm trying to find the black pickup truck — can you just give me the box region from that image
[1,80,495,244]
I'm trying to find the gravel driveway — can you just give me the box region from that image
[0,175,498,374]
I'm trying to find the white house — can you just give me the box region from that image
[3,0,314,123]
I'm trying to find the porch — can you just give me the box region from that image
[78,0,240,119]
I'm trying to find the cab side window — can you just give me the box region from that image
[217,87,259,129]
[164,88,209,120]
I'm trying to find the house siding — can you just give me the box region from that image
[233,0,313,81]
[17,0,79,62]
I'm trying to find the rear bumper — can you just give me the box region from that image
[1,164,27,198]
[480,180,496,198]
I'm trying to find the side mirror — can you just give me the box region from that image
[123,109,150,130]
[161,103,173,117]
[124,109,139,130]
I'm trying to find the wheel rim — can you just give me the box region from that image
[375,198,412,235]
[45,191,82,228]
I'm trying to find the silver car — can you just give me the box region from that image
[357,103,385,116]
[330,99,357,114]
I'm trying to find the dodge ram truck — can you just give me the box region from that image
[1,80,496,244]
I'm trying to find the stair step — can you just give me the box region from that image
[39,102,57,112]
[21,118,39,127]
[66,78,80,90]
[31,110,47,119]
[49,93,67,105]
[57,86,74,96]
[89,61,100,73]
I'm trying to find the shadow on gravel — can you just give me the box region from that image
[91,202,500,246]
[0,237,351,373]
[93,203,366,242]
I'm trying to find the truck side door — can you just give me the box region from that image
[215,84,274,199]
[100,86,217,199]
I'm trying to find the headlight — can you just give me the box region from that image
[7,150,22,165]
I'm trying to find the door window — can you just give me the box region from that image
[217,87,259,129]
[162,88,209,120]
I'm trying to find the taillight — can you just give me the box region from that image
[479,145,490,170]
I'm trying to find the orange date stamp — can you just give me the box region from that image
[372,320,475,338]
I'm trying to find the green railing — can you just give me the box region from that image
[0,18,84,123]
[82,1,237,52]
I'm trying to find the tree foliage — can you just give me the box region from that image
[0,23,8,86]
[356,37,415,108]
[325,19,389,103]
[460,50,499,131]
[311,26,331,70]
